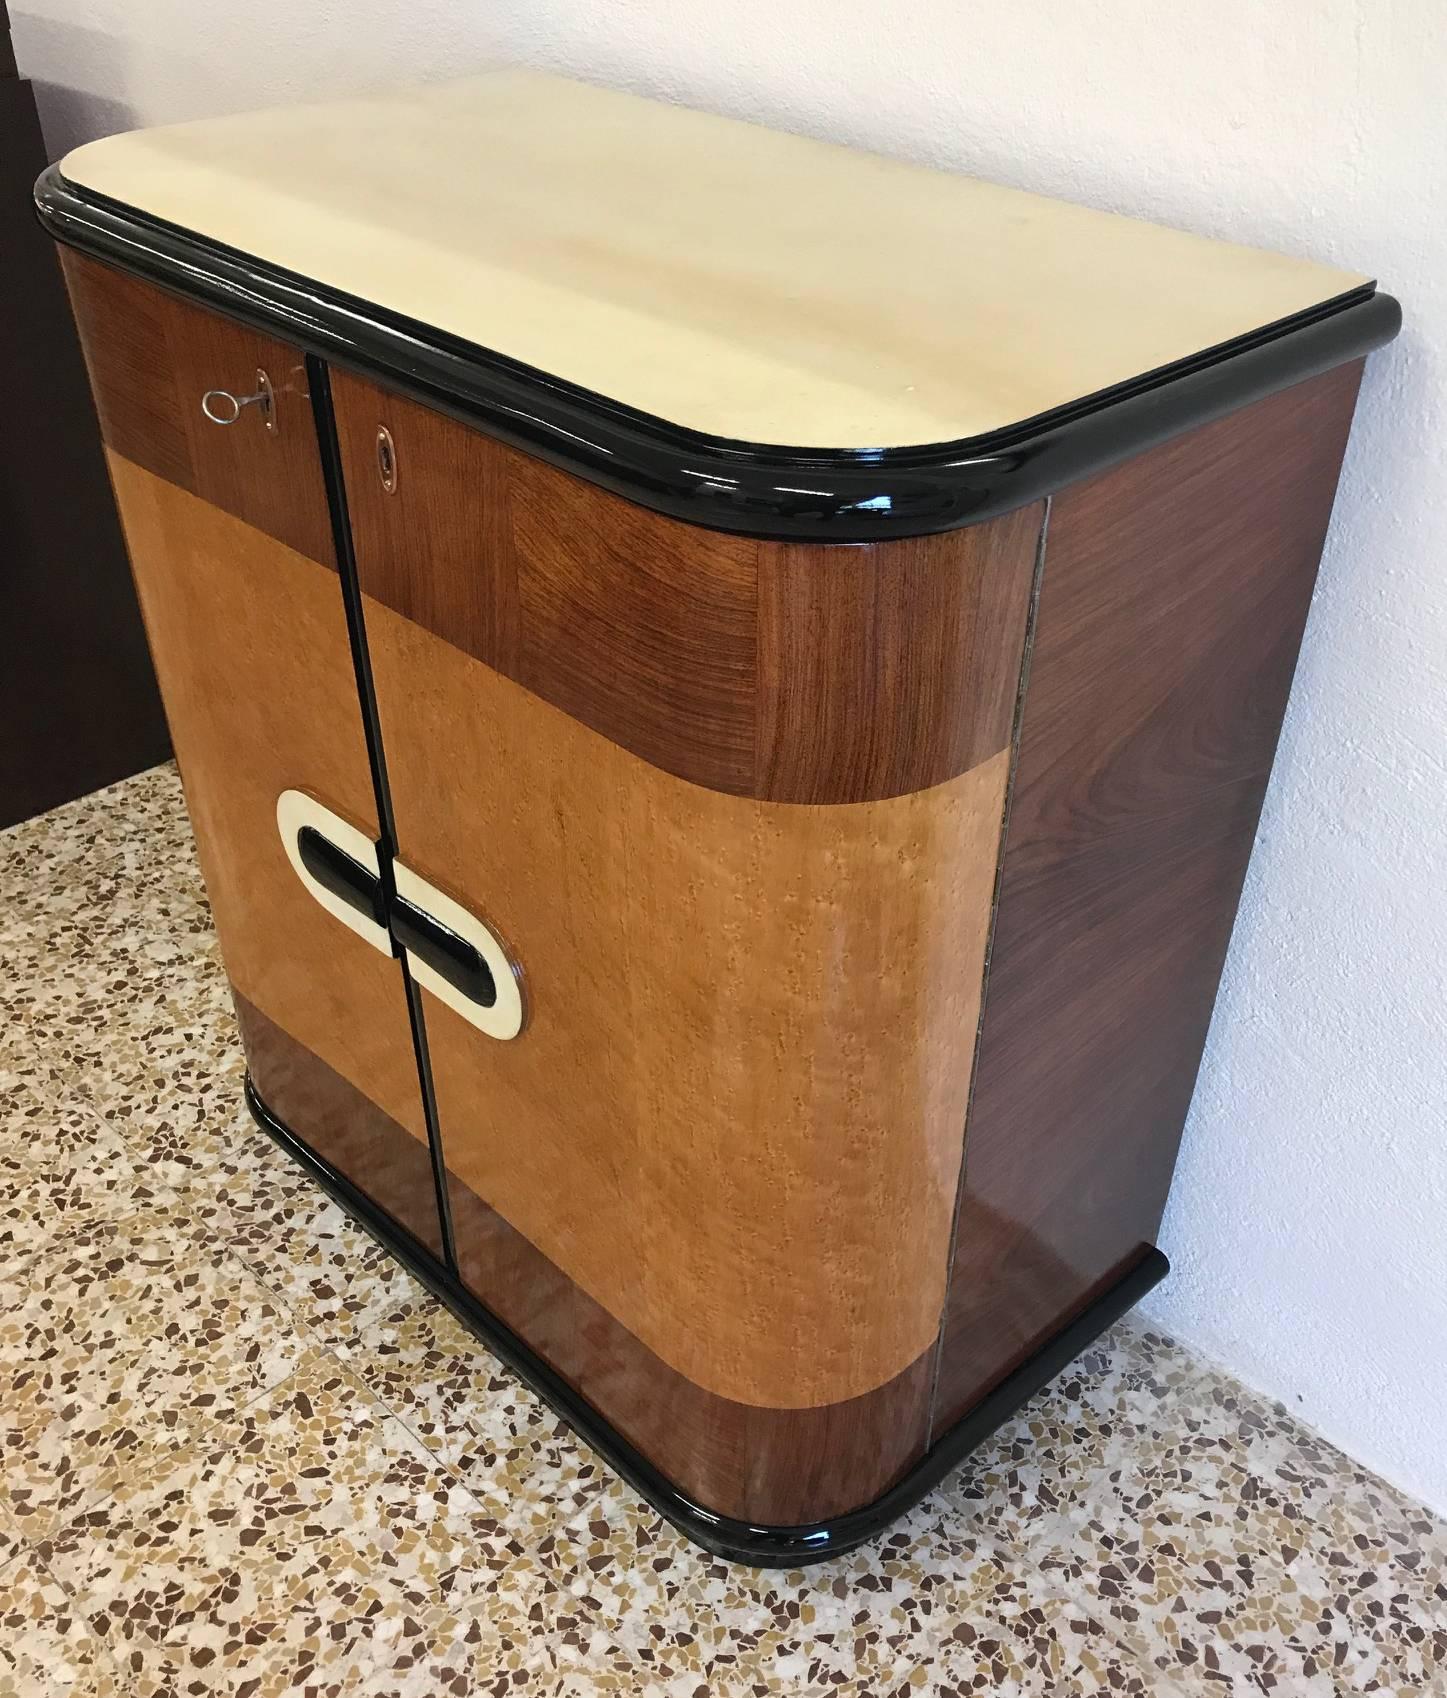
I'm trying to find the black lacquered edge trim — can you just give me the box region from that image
[245,1073,1167,1566]
[38,164,1398,540]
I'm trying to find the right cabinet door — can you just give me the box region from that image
[334,371,1041,1526]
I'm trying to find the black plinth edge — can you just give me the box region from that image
[244,1071,1168,1566]
[37,164,1398,541]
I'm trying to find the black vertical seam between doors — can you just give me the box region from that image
[306,354,458,1276]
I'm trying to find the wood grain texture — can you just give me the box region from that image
[362,595,1014,1410]
[333,370,1041,802]
[757,514,1040,803]
[445,1176,934,1524]
[104,457,431,1223]
[61,254,334,566]
[933,364,1365,1430]
[0,77,168,827]
[236,991,443,1258]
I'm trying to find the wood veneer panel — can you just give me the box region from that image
[933,364,1365,1429]
[362,596,1014,1411]
[756,509,1041,803]
[235,993,443,1258]
[334,371,1042,801]
[445,1177,934,1524]
[104,458,431,1233]
[509,445,758,797]
[331,387,519,664]
[62,253,334,566]
[59,252,191,490]
[333,376,756,795]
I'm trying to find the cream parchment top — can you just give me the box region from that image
[61,69,1367,451]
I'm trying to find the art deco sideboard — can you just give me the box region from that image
[37,70,1399,1563]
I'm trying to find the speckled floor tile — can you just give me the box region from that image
[943,1328,1447,1694]
[39,1349,549,1694]
[0,767,235,1134]
[0,1207,305,1540]
[0,1551,124,1697]
[0,770,201,978]
[339,1291,591,1514]
[91,1037,250,1193]
[0,1505,23,1574]
[5,761,1447,1697]
[522,1456,1144,1696]
[3,949,238,1130]
[534,1487,1198,1697]
[0,1085,175,1282]
[225,1171,427,1347]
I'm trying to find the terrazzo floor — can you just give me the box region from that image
[1,762,1444,1697]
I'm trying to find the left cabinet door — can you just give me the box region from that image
[61,254,445,1257]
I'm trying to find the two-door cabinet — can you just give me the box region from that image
[39,70,1399,1563]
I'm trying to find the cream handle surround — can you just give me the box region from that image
[276,789,524,1040]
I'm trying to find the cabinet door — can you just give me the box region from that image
[62,256,443,1256]
[333,372,1038,1524]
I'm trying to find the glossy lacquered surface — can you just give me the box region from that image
[36,166,1399,540]
[934,362,1366,1426]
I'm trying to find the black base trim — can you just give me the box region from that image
[245,1072,1168,1566]
[37,164,1398,542]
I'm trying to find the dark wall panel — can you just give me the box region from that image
[0,47,168,828]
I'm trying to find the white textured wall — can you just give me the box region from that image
[13,1,1446,1513]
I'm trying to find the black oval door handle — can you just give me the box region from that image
[296,824,387,929]
[391,895,498,1009]
[295,822,498,1013]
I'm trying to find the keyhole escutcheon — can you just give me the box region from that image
[377,424,398,493]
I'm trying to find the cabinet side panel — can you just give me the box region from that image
[102,456,439,1254]
[934,364,1365,1428]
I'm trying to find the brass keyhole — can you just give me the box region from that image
[376,425,398,494]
